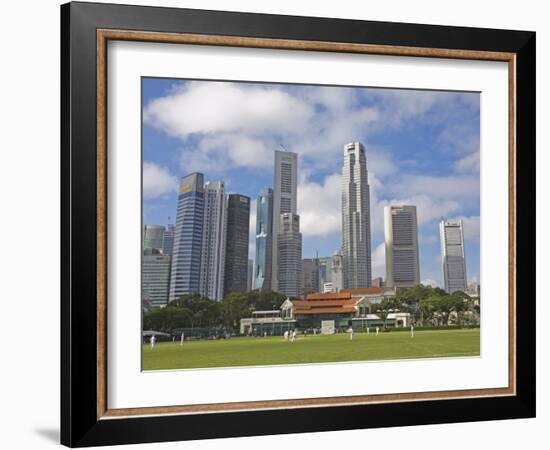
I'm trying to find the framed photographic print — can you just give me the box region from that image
[61,1,536,447]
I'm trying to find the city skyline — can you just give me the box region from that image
[143,78,480,288]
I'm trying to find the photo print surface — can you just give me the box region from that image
[141,78,481,371]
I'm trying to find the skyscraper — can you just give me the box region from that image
[318,256,332,290]
[341,142,372,288]
[253,188,274,290]
[224,194,250,295]
[330,250,344,292]
[271,150,298,292]
[384,205,420,288]
[277,213,303,297]
[199,181,227,300]
[142,250,171,308]
[162,224,175,256]
[440,220,467,293]
[169,173,205,301]
[247,259,254,292]
[143,225,165,252]
[302,257,320,296]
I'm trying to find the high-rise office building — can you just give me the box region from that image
[142,249,171,308]
[169,173,205,301]
[302,257,320,295]
[342,142,372,288]
[247,259,254,292]
[143,224,175,256]
[143,225,165,252]
[162,224,175,256]
[271,150,298,292]
[224,194,251,295]
[384,205,420,288]
[440,220,467,293]
[330,250,344,292]
[277,213,303,297]
[199,181,227,300]
[318,256,332,289]
[253,188,274,290]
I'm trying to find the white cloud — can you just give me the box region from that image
[367,149,398,177]
[179,134,276,174]
[144,82,314,138]
[438,123,480,156]
[421,279,441,288]
[387,175,480,201]
[297,173,341,236]
[143,162,177,199]
[454,151,480,174]
[372,243,386,279]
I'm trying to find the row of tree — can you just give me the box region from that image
[143,285,480,334]
[373,285,479,328]
[143,290,287,333]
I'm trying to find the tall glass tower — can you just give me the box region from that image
[277,213,303,297]
[341,142,372,288]
[199,181,227,301]
[253,188,273,290]
[271,150,298,292]
[169,173,205,302]
[440,220,467,293]
[143,225,165,252]
[224,194,250,295]
[162,224,175,256]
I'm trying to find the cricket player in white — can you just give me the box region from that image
[150,334,156,349]
[180,332,184,345]
[284,330,289,341]
[349,327,354,341]
[376,327,379,336]
[411,324,414,338]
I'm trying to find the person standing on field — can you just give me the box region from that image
[150,334,156,349]
[376,327,379,336]
[411,324,414,338]
[349,327,354,341]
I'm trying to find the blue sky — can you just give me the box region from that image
[142,78,480,288]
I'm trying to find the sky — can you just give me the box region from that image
[142,78,480,288]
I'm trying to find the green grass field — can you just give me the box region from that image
[142,328,480,370]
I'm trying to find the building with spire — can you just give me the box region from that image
[271,149,299,293]
[341,142,372,288]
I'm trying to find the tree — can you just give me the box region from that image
[143,290,289,334]
[373,297,399,329]
[143,305,194,332]
[450,291,471,326]
[395,284,449,326]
